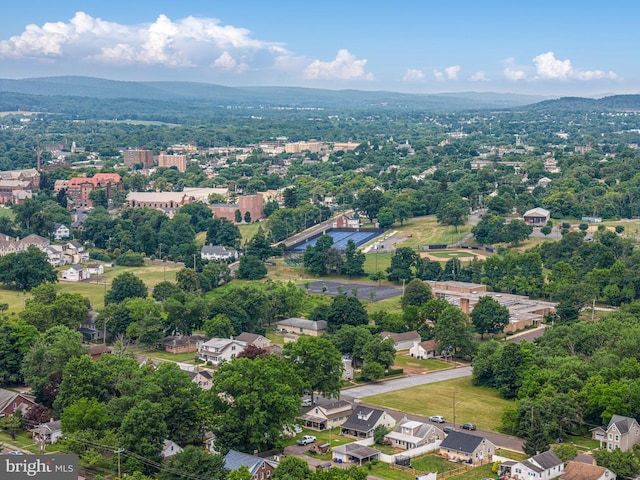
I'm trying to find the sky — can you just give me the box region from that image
[0,1,638,97]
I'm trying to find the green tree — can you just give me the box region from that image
[401,279,432,308]
[551,444,578,462]
[245,226,273,261]
[502,219,533,246]
[227,466,253,480]
[331,325,372,367]
[283,187,299,209]
[434,305,473,360]
[88,188,109,209]
[161,447,227,480]
[376,207,395,228]
[118,399,167,475]
[360,362,385,382]
[151,281,181,302]
[244,211,251,223]
[355,189,386,223]
[21,325,85,406]
[124,297,165,347]
[0,248,58,290]
[522,412,550,457]
[237,255,267,280]
[327,295,369,333]
[437,198,468,233]
[470,296,510,339]
[210,355,304,453]
[105,272,147,305]
[343,240,365,277]
[176,267,200,293]
[203,314,234,339]
[234,209,242,223]
[386,247,417,283]
[0,411,23,440]
[0,318,38,386]
[271,454,314,480]
[593,448,640,480]
[362,336,396,369]
[283,336,343,403]
[61,398,110,434]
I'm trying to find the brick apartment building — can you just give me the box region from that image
[210,194,264,223]
[67,173,122,208]
[123,149,155,168]
[157,153,188,172]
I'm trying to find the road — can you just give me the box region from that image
[340,366,472,400]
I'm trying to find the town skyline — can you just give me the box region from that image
[0,0,637,97]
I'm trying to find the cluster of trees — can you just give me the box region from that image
[303,237,365,277]
[472,302,640,474]
[471,214,533,246]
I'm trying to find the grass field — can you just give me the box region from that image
[363,376,514,431]
[392,354,451,372]
[425,250,482,259]
[238,222,262,243]
[390,216,473,250]
[0,262,183,314]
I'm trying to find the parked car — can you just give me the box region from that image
[429,415,445,423]
[301,398,312,407]
[297,435,317,446]
[461,423,476,430]
[443,426,457,433]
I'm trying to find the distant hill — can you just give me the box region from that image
[0,76,547,111]
[520,94,640,112]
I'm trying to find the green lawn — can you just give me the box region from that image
[363,376,514,431]
[136,348,198,363]
[495,448,527,461]
[447,463,495,480]
[238,222,262,243]
[412,454,457,473]
[426,250,481,259]
[363,251,392,275]
[392,216,473,250]
[392,354,451,372]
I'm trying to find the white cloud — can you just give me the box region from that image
[444,65,460,80]
[433,69,444,81]
[503,52,618,82]
[469,71,489,81]
[403,69,424,81]
[0,11,287,71]
[304,49,373,81]
[212,51,248,73]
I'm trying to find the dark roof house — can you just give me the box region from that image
[341,407,396,438]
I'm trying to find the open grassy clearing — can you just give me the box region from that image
[425,250,482,259]
[238,222,262,243]
[392,354,451,372]
[363,376,514,431]
[390,216,472,250]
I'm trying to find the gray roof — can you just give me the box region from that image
[528,450,562,470]
[341,407,386,434]
[332,443,380,460]
[235,332,267,344]
[608,414,637,434]
[0,389,35,413]
[277,317,327,331]
[439,431,486,454]
[224,449,266,476]
[381,331,421,343]
[201,244,237,256]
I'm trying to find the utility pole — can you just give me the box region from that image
[193,253,197,270]
[591,298,596,322]
[116,448,124,479]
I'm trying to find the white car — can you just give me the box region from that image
[429,415,445,423]
[297,435,316,446]
[301,398,312,407]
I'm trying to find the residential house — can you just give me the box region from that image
[342,357,354,381]
[235,332,271,349]
[299,401,354,431]
[53,223,70,240]
[79,311,102,342]
[591,414,640,451]
[380,331,421,351]
[198,338,247,365]
[188,370,213,390]
[32,419,63,444]
[523,207,551,225]
[44,244,66,267]
[438,431,495,466]
[384,418,444,450]
[332,443,380,465]
[276,318,328,337]
[341,407,396,438]
[0,389,36,418]
[64,241,89,264]
[161,334,206,354]
[201,244,239,262]
[224,449,278,480]
[161,440,183,459]
[510,450,564,480]
[0,233,49,257]
[560,461,616,480]
[86,263,104,275]
[410,340,439,359]
[87,344,111,360]
[60,265,90,282]
[331,213,361,229]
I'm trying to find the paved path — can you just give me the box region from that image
[340,366,473,400]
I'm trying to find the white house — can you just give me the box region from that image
[511,450,564,480]
[53,223,70,240]
[161,439,183,459]
[410,340,439,359]
[44,244,66,267]
[60,265,90,282]
[32,419,63,444]
[65,241,89,264]
[86,263,104,275]
[385,418,444,450]
[201,244,239,261]
[198,338,247,365]
[380,331,421,351]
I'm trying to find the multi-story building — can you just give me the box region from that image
[209,194,264,223]
[67,173,122,208]
[0,168,40,204]
[123,149,154,168]
[157,153,188,172]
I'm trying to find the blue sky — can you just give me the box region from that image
[0,1,637,96]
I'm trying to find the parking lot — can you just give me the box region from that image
[304,281,402,302]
